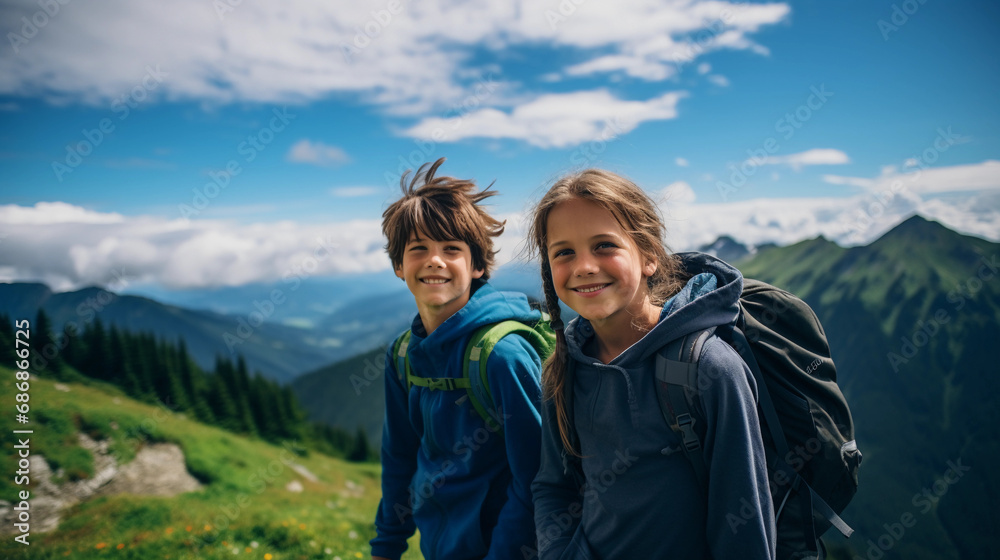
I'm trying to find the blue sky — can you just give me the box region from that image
[1,0,998,292]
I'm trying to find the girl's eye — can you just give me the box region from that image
[552,249,573,258]
[596,241,617,250]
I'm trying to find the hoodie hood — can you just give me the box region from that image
[564,251,743,366]
[409,279,541,368]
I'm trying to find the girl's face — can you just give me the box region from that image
[545,197,658,329]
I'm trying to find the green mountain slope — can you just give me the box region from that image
[0,371,420,559]
[291,346,389,447]
[739,215,1000,560]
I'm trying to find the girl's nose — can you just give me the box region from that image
[574,254,598,276]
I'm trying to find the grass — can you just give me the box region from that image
[0,369,421,559]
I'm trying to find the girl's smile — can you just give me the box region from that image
[546,197,660,338]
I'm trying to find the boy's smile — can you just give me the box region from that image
[395,233,484,333]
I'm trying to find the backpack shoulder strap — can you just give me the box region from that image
[654,327,715,492]
[391,330,413,391]
[464,320,548,434]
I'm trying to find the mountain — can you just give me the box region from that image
[0,283,339,383]
[740,214,999,560]
[698,235,752,263]
[291,346,388,445]
[126,273,405,329]
[697,235,777,264]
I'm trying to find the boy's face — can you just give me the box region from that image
[395,231,484,327]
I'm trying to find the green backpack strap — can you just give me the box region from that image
[391,330,413,391]
[394,316,555,435]
[464,316,555,435]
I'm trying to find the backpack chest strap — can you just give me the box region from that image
[408,375,472,391]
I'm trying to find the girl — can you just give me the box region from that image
[528,169,775,559]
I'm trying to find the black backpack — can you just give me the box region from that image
[564,278,862,560]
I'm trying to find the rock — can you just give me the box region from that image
[0,432,202,535]
[286,480,304,493]
[290,463,319,482]
[99,443,201,497]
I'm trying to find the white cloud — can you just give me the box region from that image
[757,148,850,170]
[697,63,711,75]
[659,181,697,204]
[566,55,676,81]
[0,202,124,224]
[3,190,997,291]
[657,189,1000,250]
[675,157,689,167]
[544,2,789,80]
[824,160,1000,195]
[0,0,788,121]
[707,74,730,87]
[287,140,350,166]
[0,203,387,291]
[331,186,379,198]
[404,89,686,148]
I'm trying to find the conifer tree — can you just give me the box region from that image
[232,356,258,436]
[277,386,306,440]
[32,308,62,376]
[205,369,240,432]
[214,355,257,435]
[107,325,127,386]
[178,341,214,422]
[130,332,157,399]
[60,321,81,370]
[0,313,16,368]
[83,317,110,380]
[347,427,372,462]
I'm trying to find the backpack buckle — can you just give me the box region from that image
[427,378,457,391]
[675,413,701,452]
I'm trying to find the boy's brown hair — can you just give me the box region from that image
[382,158,505,280]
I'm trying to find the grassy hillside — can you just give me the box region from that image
[0,370,421,559]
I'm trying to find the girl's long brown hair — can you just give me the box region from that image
[527,169,686,455]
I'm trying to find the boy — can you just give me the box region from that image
[371,158,544,560]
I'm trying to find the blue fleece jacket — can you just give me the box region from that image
[371,280,544,560]
[531,252,776,559]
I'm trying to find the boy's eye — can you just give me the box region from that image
[409,245,426,251]
[596,241,617,250]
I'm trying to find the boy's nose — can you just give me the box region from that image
[426,252,446,268]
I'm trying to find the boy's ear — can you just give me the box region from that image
[472,268,485,279]
[394,265,404,280]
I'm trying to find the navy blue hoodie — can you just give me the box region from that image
[531,253,776,559]
[372,280,544,560]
